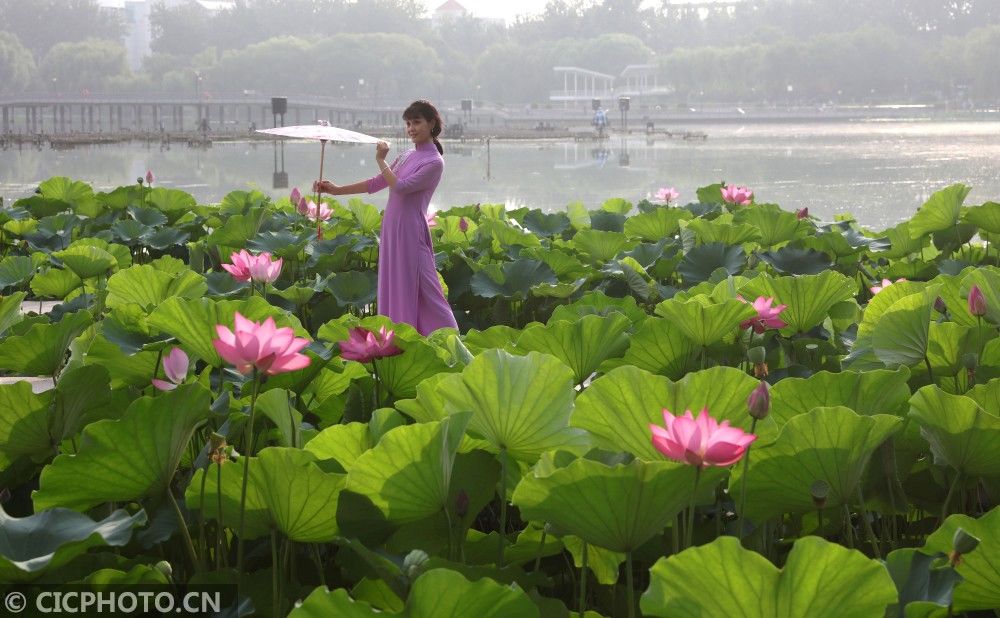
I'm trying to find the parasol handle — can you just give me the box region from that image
[316,140,327,240]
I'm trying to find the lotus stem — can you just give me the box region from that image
[626,550,636,618]
[165,484,200,574]
[197,464,209,570]
[533,529,547,573]
[497,448,508,567]
[272,529,280,618]
[817,508,823,535]
[940,471,963,525]
[685,467,702,549]
[578,541,588,614]
[371,360,381,412]
[216,461,224,569]
[671,514,680,555]
[856,485,881,559]
[236,370,261,577]
[443,504,454,561]
[737,418,759,539]
[843,504,854,549]
[924,355,935,384]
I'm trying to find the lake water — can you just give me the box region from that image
[2,120,998,231]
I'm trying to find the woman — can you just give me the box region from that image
[314,100,458,336]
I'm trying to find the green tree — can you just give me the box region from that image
[0,31,36,93]
[38,38,130,93]
[0,0,123,58]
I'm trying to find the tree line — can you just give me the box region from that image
[1,0,998,104]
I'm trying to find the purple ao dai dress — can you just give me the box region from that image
[367,141,458,335]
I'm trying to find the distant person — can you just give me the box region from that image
[313,100,458,335]
[593,108,608,137]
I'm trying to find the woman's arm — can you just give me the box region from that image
[375,140,398,190]
[313,179,369,195]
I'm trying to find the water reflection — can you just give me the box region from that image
[1,122,999,231]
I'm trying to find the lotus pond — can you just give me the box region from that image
[0,177,998,617]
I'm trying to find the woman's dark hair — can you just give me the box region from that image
[403,99,444,155]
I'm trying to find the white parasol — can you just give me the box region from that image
[257,122,380,238]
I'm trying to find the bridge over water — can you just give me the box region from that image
[0,92,417,134]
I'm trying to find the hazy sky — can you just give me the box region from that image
[438,0,659,23]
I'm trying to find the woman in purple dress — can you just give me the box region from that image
[314,100,458,336]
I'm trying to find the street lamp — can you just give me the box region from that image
[194,71,202,99]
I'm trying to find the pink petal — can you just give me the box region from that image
[151,378,177,391]
[162,347,188,383]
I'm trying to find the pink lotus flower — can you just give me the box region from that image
[747,380,770,420]
[870,278,906,295]
[212,312,311,375]
[247,252,282,284]
[796,207,809,219]
[739,295,787,333]
[221,250,282,284]
[655,187,680,204]
[968,285,986,317]
[425,211,438,228]
[290,187,302,206]
[298,197,332,221]
[650,408,757,467]
[145,170,154,185]
[339,326,403,363]
[459,217,469,233]
[721,184,753,206]
[152,347,188,391]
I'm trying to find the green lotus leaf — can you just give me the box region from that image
[305,422,372,471]
[623,207,689,241]
[52,245,117,280]
[440,350,586,462]
[185,457,270,541]
[30,267,83,299]
[247,228,312,259]
[758,246,834,275]
[641,536,897,618]
[127,204,168,226]
[0,256,35,289]
[478,218,540,248]
[926,322,975,376]
[50,364,113,442]
[519,247,589,280]
[878,221,928,259]
[289,587,380,617]
[605,317,697,380]
[696,183,726,205]
[146,296,307,366]
[549,290,648,326]
[272,283,316,306]
[0,382,53,470]
[82,334,160,389]
[922,506,1000,611]
[521,210,570,237]
[33,384,211,511]
[677,242,745,284]
[326,270,377,307]
[530,278,586,299]
[110,219,149,244]
[731,407,902,521]
[733,205,806,248]
[346,414,470,524]
[39,176,101,217]
[375,339,454,400]
[932,223,977,254]
[573,365,763,460]
[959,267,1000,325]
[147,187,197,223]
[873,289,934,367]
[206,209,268,247]
[885,548,963,617]
[653,296,756,347]
[250,447,345,542]
[15,195,71,218]
[562,535,624,585]
[470,259,556,300]
[344,197,382,235]
[513,456,716,553]
[143,227,190,250]
[589,210,626,232]
[910,184,970,238]
[82,564,170,585]
[0,291,27,335]
[570,229,632,263]
[685,218,761,246]
[769,367,911,426]
[73,239,131,269]
[515,314,630,385]
[95,185,142,211]
[962,201,1000,234]
[739,271,856,334]
[0,310,92,376]
[907,385,1000,477]
[0,507,147,582]
[106,264,207,311]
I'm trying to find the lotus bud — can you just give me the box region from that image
[154,560,173,579]
[950,527,981,566]
[145,170,154,185]
[934,296,948,315]
[136,177,144,185]
[968,285,986,317]
[962,352,978,370]
[290,187,302,205]
[455,489,469,519]
[747,380,770,420]
[459,216,469,233]
[748,346,767,364]
[796,207,809,219]
[810,479,829,509]
[403,549,429,580]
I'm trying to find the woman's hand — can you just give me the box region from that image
[375,140,390,162]
[313,180,339,194]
